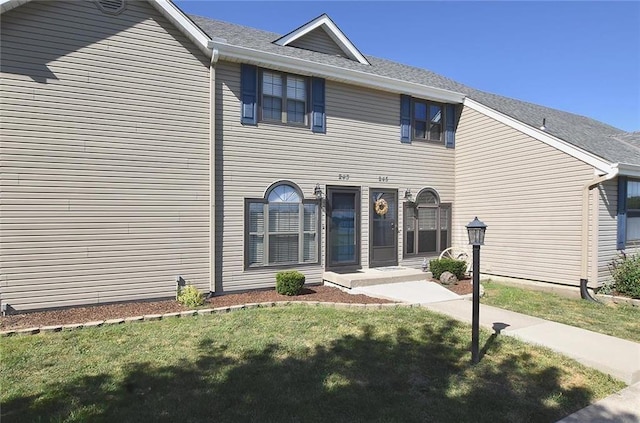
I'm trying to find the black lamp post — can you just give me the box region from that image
[466,216,487,364]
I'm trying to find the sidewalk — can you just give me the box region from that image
[356,281,640,422]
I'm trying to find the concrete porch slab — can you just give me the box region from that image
[353,281,460,304]
[323,267,427,288]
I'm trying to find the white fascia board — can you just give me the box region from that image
[614,163,640,178]
[464,97,614,173]
[275,14,370,65]
[0,0,31,14]
[148,0,211,57]
[213,41,465,104]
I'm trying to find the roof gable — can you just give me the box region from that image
[274,14,370,65]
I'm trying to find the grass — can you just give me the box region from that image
[1,306,625,423]
[482,281,640,343]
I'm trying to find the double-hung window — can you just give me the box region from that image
[261,71,308,126]
[400,95,455,147]
[404,189,451,256]
[246,183,319,268]
[413,100,443,142]
[241,64,326,132]
[619,178,640,248]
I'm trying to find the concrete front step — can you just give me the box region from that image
[323,267,427,288]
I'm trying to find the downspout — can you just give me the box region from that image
[580,166,618,301]
[208,45,219,298]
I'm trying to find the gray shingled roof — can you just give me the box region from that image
[190,15,639,167]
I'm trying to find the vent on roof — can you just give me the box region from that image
[95,0,126,15]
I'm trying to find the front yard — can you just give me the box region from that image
[481,281,640,343]
[1,306,624,423]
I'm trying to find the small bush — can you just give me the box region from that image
[429,258,467,280]
[609,253,640,299]
[276,270,306,296]
[177,284,205,308]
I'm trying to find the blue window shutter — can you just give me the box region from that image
[617,176,628,250]
[445,104,456,149]
[311,77,326,133]
[241,64,257,125]
[400,95,411,143]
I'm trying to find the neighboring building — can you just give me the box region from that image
[1,0,638,311]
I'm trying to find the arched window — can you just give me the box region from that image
[246,182,319,268]
[404,188,450,256]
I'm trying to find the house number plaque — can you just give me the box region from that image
[378,176,389,182]
[338,174,350,181]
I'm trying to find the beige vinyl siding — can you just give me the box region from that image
[597,178,640,285]
[215,61,454,291]
[453,106,596,286]
[598,179,617,284]
[288,28,346,57]
[0,0,210,310]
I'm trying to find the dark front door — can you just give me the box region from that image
[370,189,398,267]
[326,187,360,269]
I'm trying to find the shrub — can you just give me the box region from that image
[429,258,467,280]
[276,270,306,296]
[609,253,640,299]
[177,284,205,308]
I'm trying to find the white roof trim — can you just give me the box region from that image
[212,41,465,103]
[144,0,211,57]
[614,163,640,178]
[274,14,370,65]
[464,98,614,173]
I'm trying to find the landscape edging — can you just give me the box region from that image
[0,301,412,337]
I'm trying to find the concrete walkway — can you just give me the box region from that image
[354,281,640,422]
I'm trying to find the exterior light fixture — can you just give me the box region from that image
[466,216,487,246]
[404,189,412,201]
[313,183,324,200]
[466,216,487,364]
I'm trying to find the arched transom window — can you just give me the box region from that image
[404,189,451,256]
[246,182,319,267]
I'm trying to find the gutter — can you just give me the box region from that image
[580,165,619,301]
[209,41,466,104]
[208,46,219,297]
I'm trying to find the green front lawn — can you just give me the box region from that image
[482,281,640,343]
[1,306,624,423]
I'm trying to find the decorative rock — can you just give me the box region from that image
[228,305,245,311]
[143,314,162,321]
[440,271,458,285]
[63,323,84,330]
[104,319,124,325]
[84,321,104,328]
[124,316,144,323]
[40,325,62,333]
[17,327,39,335]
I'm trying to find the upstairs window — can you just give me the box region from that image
[241,64,326,132]
[246,182,319,268]
[404,189,451,256]
[261,71,308,126]
[413,100,443,142]
[400,95,456,147]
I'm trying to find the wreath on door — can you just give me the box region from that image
[374,198,388,216]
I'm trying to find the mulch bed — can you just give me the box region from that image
[0,282,471,331]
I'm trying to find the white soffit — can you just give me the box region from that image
[464,98,614,173]
[274,13,370,65]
